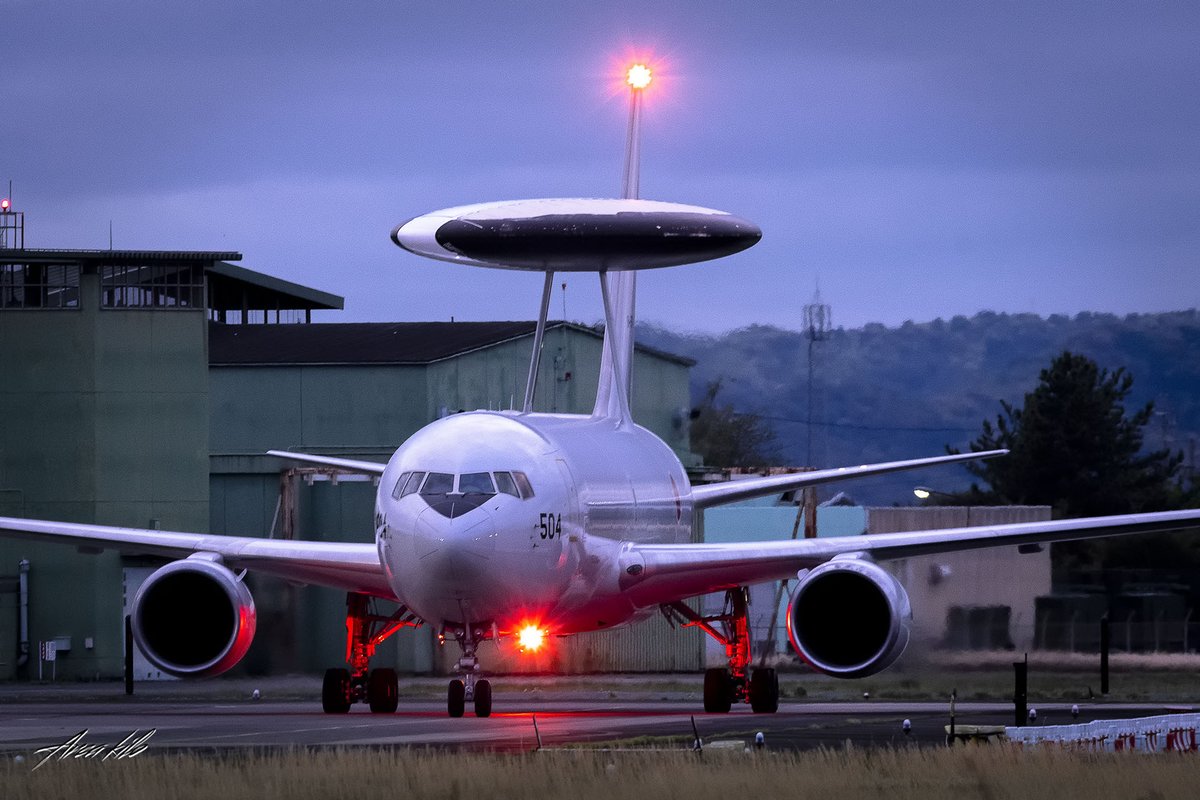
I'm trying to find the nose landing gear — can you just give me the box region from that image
[446,625,493,717]
[322,592,421,714]
[663,586,779,714]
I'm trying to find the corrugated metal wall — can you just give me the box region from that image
[868,506,1053,650]
[432,612,704,674]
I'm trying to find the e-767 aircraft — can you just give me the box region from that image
[3,68,1199,719]
[2,195,1198,717]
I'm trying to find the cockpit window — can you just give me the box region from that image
[391,471,412,500]
[405,469,531,517]
[493,471,519,497]
[512,471,534,499]
[421,472,454,495]
[458,472,495,494]
[400,471,425,498]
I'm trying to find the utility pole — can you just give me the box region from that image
[803,286,831,468]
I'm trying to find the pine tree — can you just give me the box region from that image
[954,351,1182,517]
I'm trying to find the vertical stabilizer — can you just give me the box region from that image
[592,70,646,425]
[593,270,637,423]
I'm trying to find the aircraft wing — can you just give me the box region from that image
[267,450,388,475]
[0,516,395,599]
[619,508,1200,608]
[689,450,1007,509]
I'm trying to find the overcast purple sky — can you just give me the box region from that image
[5,1,1197,332]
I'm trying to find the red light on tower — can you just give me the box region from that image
[626,63,652,91]
[0,198,9,213]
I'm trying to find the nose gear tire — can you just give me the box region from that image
[448,679,466,718]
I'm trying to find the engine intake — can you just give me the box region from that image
[132,558,256,678]
[786,558,911,678]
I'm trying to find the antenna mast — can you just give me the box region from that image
[593,63,652,423]
[803,284,831,467]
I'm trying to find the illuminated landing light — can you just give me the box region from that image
[626,63,652,90]
[518,625,546,652]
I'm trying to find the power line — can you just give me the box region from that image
[761,413,978,434]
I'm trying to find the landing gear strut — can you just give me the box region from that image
[663,587,779,714]
[444,625,493,718]
[322,592,421,714]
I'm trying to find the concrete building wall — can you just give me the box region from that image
[0,271,210,680]
[210,365,428,453]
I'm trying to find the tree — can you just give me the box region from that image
[953,351,1183,518]
[690,380,779,468]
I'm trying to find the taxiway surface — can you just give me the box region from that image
[0,677,1184,754]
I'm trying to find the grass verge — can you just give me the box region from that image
[3,746,1197,800]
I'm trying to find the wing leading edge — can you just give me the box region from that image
[619,508,1200,609]
[0,516,394,599]
[689,450,1008,509]
[267,450,388,475]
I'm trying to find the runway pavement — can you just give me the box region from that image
[1,676,1188,755]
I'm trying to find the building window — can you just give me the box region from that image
[0,264,80,309]
[101,264,204,309]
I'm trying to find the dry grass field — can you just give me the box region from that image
[3,746,1196,800]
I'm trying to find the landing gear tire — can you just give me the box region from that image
[448,679,466,718]
[749,667,779,714]
[474,679,493,718]
[368,668,399,714]
[703,667,733,713]
[322,668,352,714]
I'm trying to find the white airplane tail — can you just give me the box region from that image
[591,80,644,425]
[592,270,637,424]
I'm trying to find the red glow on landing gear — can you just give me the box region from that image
[517,625,546,652]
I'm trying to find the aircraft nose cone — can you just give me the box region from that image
[408,510,492,566]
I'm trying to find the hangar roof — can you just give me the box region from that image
[0,249,342,316]
[209,321,694,367]
[1,248,243,264]
[207,261,343,313]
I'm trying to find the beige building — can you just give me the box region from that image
[869,506,1053,652]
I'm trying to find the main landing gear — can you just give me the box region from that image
[322,593,421,714]
[444,625,493,718]
[663,586,779,714]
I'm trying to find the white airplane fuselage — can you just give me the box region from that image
[376,410,691,637]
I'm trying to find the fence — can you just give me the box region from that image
[1007,713,1200,752]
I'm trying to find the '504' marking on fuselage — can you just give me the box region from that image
[536,512,562,540]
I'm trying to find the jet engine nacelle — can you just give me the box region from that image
[131,558,256,678]
[786,557,912,678]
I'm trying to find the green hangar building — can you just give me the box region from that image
[0,242,701,681]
